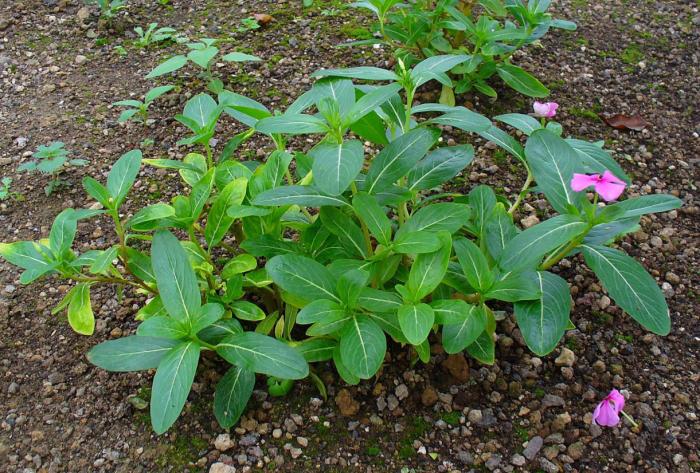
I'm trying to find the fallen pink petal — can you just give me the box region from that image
[593,389,626,427]
[533,101,559,118]
[570,170,626,201]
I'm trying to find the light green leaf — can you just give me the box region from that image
[496,64,549,97]
[231,301,266,321]
[146,55,188,78]
[136,316,189,339]
[255,114,329,135]
[67,283,95,335]
[107,150,142,208]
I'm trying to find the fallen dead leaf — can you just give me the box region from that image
[254,13,273,26]
[603,113,649,131]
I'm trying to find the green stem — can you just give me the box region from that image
[508,169,533,215]
[620,410,639,428]
[204,142,214,168]
[351,182,374,257]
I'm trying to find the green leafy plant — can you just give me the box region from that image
[112,85,175,124]
[0,177,17,201]
[349,0,576,101]
[133,23,186,48]
[18,142,87,195]
[237,18,261,33]
[145,37,261,87]
[85,0,126,19]
[0,56,680,435]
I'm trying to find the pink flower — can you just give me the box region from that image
[593,389,626,427]
[571,170,626,201]
[533,101,559,118]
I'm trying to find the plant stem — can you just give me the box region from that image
[204,142,214,168]
[508,169,533,215]
[620,410,639,428]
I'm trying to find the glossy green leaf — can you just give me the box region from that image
[151,341,200,434]
[454,237,494,291]
[146,55,188,78]
[498,214,587,272]
[582,245,670,335]
[484,271,541,302]
[407,145,474,191]
[365,127,440,194]
[87,336,180,371]
[107,150,142,208]
[514,272,571,356]
[397,203,470,237]
[352,192,392,246]
[442,303,486,354]
[252,185,349,207]
[398,303,434,345]
[608,194,682,219]
[255,114,329,135]
[152,230,200,326]
[311,139,364,196]
[496,64,549,97]
[525,130,582,214]
[204,177,247,247]
[266,254,340,302]
[466,330,495,364]
[67,283,94,335]
[407,232,452,300]
[217,332,309,379]
[340,315,386,379]
[319,207,368,258]
[231,301,266,321]
[214,365,255,429]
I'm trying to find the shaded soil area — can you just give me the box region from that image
[0,0,698,472]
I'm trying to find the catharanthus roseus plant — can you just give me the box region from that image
[85,0,127,20]
[133,23,187,48]
[145,37,261,90]
[350,0,576,101]
[112,85,175,124]
[0,55,680,434]
[18,142,88,195]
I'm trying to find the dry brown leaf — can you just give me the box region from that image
[254,14,273,26]
[603,114,649,131]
